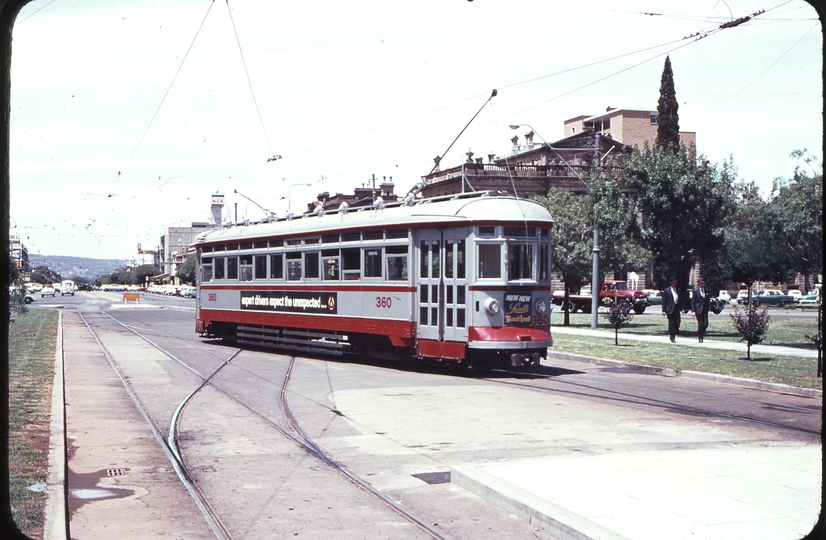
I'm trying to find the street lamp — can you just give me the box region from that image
[510,123,601,329]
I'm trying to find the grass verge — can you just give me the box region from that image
[8,309,58,540]
[551,333,822,391]
[555,310,820,349]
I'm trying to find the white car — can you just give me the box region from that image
[40,286,56,297]
[788,290,803,302]
[716,290,732,304]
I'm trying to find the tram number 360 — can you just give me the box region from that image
[531,315,550,326]
[376,296,392,308]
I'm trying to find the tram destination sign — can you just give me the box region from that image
[240,291,337,314]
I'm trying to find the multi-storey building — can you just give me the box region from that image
[563,107,696,150]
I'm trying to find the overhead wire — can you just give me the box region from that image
[112,0,217,194]
[224,0,276,159]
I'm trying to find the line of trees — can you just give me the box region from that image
[536,56,823,323]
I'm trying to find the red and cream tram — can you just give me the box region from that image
[194,191,553,369]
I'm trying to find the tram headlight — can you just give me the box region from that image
[484,298,501,316]
[535,298,548,314]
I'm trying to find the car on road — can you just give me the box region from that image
[787,289,803,303]
[40,286,56,297]
[61,280,77,296]
[716,290,732,305]
[9,286,35,304]
[102,284,126,291]
[798,292,820,307]
[182,287,197,298]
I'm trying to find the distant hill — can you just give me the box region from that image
[29,254,131,280]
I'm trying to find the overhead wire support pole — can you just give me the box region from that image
[509,124,601,328]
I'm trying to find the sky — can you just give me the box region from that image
[8,0,823,261]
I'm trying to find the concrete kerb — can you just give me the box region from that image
[451,465,632,540]
[548,351,822,399]
[43,310,67,540]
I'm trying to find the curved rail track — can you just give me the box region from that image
[486,367,821,437]
[77,307,454,540]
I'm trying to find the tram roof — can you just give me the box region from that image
[195,192,553,245]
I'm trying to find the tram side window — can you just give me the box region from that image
[322,249,340,280]
[254,255,267,280]
[201,257,213,282]
[445,241,454,278]
[342,248,360,280]
[364,248,382,278]
[539,244,549,281]
[287,253,301,281]
[305,252,320,279]
[457,239,465,279]
[270,254,283,280]
[507,243,533,281]
[215,257,225,279]
[386,246,408,281]
[227,256,238,280]
[420,241,429,278]
[478,244,501,279]
[240,255,253,281]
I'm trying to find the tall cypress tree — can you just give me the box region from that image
[656,56,680,151]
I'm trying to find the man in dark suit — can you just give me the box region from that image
[691,277,712,343]
[661,276,683,343]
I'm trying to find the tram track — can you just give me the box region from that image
[80,307,454,540]
[488,367,821,437]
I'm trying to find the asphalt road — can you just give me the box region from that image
[47,292,821,539]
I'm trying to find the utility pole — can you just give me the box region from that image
[590,131,600,329]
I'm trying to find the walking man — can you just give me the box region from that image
[661,276,683,343]
[691,277,711,343]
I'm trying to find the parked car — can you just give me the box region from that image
[754,289,795,307]
[798,292,820,307]
[77,283,94,291]
[641,289,663,306]
[716,290,732,305]
[736,290,750,304]
[787,289,803,303]
[40,286,56,297]
[182,287,197,299]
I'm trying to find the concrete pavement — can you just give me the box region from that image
[44,310,822,540]
[448,327,822,540]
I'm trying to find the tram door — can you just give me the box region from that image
[416,228,469,359]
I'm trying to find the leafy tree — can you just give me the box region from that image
[8,254,19,285]
[133,264,157,286]
[718,182,795,305]
[535,173,648,325]
[621,145,735,296]
[656,56,680,152]
[770,150,823,285]
[175,255,197,285]
[601,300,634,346]
[31,265,61,285]
[730,305,771,360]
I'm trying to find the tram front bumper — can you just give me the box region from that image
[509,351,542,368]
